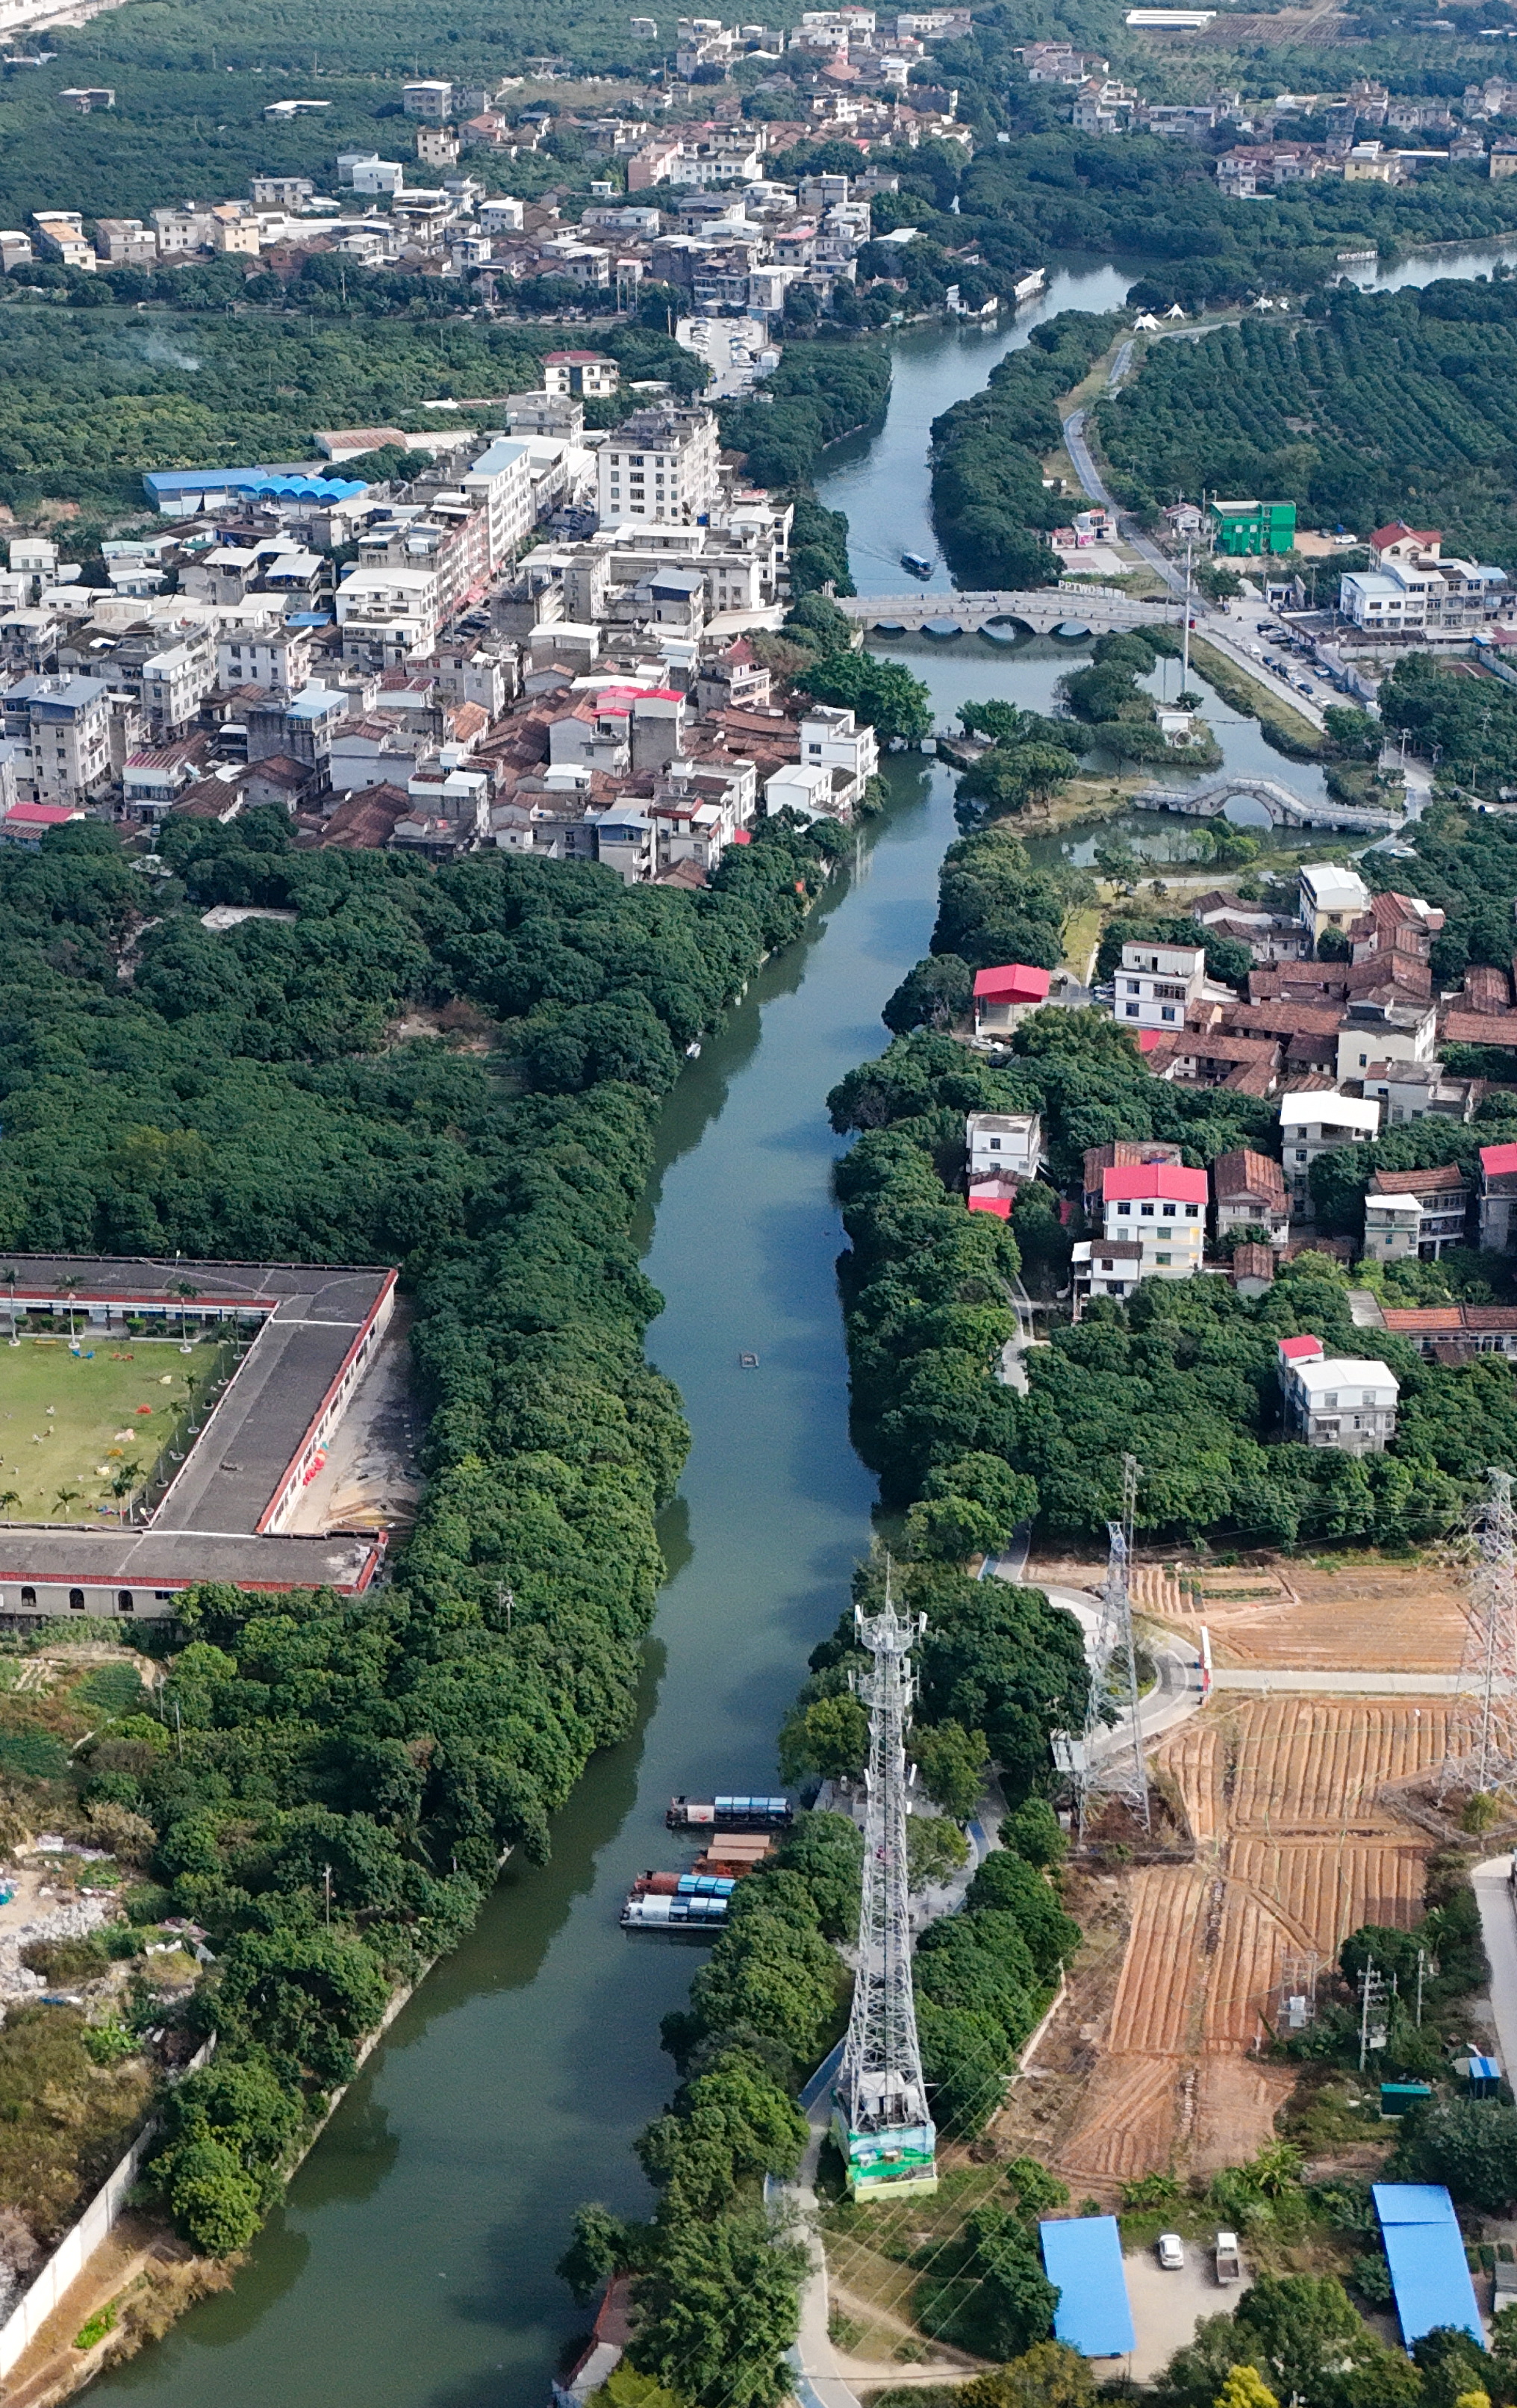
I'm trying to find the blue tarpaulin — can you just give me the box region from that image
[1372,2184,1483,2349]
[1038,2218,1136,2359]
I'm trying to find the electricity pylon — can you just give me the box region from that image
[1439,1467,1517,1802]
[1076,1457,1151,1838]
[832,1575,937,2201]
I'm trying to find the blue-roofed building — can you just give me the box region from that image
[1373,2184,1483,2350]
[1039,2218,1136,2359]
[142,465,369,518]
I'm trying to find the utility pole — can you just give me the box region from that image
[1181,541,1193,694]
[1358,1955,1393,2071]
[832,1566,936,2200]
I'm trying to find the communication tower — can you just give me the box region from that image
[832,1575,937,2201]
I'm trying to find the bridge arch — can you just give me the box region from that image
[1133,774,1397,836]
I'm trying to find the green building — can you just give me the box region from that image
[1209,498,1297,556]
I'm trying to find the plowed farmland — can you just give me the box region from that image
[1143,1558,1469,1675]
[1056,1696,1445,2189]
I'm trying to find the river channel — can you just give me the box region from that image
[90,237,1492,2408]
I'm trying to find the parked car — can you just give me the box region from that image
[1158,2233,1186,2271]
[1215,2231,1241,2285]
[1296,679,1315,697]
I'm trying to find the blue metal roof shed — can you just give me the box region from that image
[1372,2184,1483,2350]
[1038,2218,1136,2359]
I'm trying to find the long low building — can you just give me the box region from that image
[0,1254,396,1623]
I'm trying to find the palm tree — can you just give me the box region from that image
[52,1487,82,1519]
[0,1491,18,1517]
[60,1275,83,1340]
[110,1463,141,1523]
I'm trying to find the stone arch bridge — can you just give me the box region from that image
[1132,773,1399,835]
[835,586,1183,638]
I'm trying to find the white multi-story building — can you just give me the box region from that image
[1277,1334,1398,1454]
[1339,525,1512,640]
[1113,937,1206,1031]
[141,632,218,737]
[335,566,441,665]
[1298,861,1370,945]
[965,1112,1043,1180]
[33,211,95,270]
[216,621,314,695]
[15,675,112,803]
[1101,1162,1208,1278]
[797,704,877,809]
[150,205,217,256]
[598,407,720,526]
[402,79,455,119]
[93,218,158,266]
[1336,999,1437,1085]
[461,438,536,573]
[1278,1090,1380,1214]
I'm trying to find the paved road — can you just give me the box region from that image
[1471,1857,1517,2091]
[1062,377,1335,735]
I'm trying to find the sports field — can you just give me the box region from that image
[0,1337,214,1521]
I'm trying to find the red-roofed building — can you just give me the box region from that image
[0,802,84,846]
[1368,523,1440,566]
[967,1191,1012,1220]
[1480,1140,1517,1249]
[972,962,1051,1041]
[1101,1161,1206,1280]
[1277,1333,1324,1364]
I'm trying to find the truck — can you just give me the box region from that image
[1215,2232,1241,2286]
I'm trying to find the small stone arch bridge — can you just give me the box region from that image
[836,586,1183,638]
[1133,773,1400,835]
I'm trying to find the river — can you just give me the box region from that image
[89,234,1477,2408]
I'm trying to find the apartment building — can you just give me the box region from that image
[598,408,721,526]
[215,622,314,696]
[1339,523,1513,637]
[141,630,218,737]
[6,674,113,803]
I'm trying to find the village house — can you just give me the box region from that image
[1213,1148,1290,1246]
[1277,1334,1398,1454]
[971,962,1050,1043]
[965,1112,1043,1182]
[1100,1161,1207,1280]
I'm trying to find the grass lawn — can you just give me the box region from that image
[0,1338,215,1522]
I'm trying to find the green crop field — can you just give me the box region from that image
[0,1337,214,1521]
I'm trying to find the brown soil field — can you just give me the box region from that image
[1055,1696,1447,2192]
[1138,1558,1469,1675]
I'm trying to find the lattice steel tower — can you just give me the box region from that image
[832,1578,938,2201]
[1439,1467,1517,1801]
[1074,1461,1151,1839]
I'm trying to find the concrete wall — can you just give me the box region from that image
[0,2038,214,2381]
